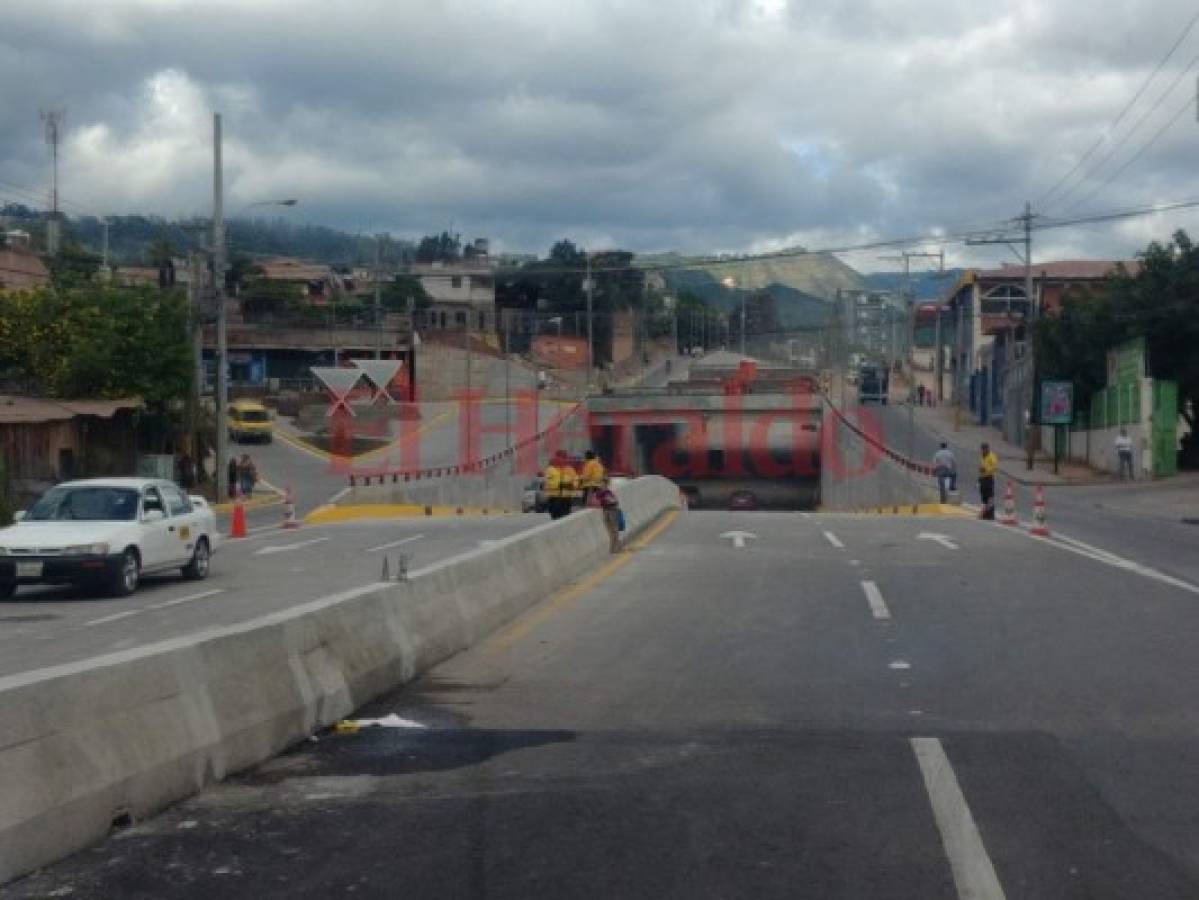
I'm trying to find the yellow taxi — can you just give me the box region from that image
[228,399,273,444]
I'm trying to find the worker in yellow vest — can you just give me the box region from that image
[544,453,578,520]
[579,451,605,505]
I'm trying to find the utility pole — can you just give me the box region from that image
[670,298,679,356]
[740,291,747,356]
[1022,200,1037,469]
[503,309,511,448]
[373,234,383,359]
[965,203,1037,464]
[585,253,594,389]
[212,112,229,501]
[40,109,64,256]
[464,309,473,456]
[101,217,110,275]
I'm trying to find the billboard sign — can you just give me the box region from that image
[1040,380,1073,425]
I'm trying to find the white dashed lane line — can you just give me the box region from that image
[861,580,891,620]
[823,530,845,549]
[365,534,425,554]
[912,737,1007,900]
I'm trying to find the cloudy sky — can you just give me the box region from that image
[2,0,1199,270]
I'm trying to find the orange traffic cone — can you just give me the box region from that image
[230,483,248,539]
[999,481,1018,526]
[1029,485,1049,537]
[282,485,299,529]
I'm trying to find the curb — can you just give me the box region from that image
[305,503,519,524]
[815,503,973,518]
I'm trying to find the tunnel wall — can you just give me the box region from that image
[819,400,941,511]
[0,477,681,885]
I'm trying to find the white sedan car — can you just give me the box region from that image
[0,478,218,598]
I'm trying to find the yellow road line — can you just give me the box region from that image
[814,503,972,518]
[275,407,456,464]
[484,509,679,654]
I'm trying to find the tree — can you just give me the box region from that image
[46,241,101,289]
[0,284,192,432]
[415,231,462,263]
[380,274,431,311]
[1034,229,1199,429]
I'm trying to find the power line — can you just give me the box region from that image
[1038,8,1199,210]
[1061,93,1195,216]
[1052,52,1199,213]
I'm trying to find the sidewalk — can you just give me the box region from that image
[911,402,1101,486]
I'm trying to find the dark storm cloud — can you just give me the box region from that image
[2,0,1199,263]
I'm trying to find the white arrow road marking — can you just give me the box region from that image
[912,737,1007,900]
[918,532,960,550]
[719,530,757,549]
[256,536,330,556]
[861,580,891,620]
[823,530,845,549]
[365,534,424,553]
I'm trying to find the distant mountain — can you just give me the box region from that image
[644,248,866,328]
[0,203,413,267]
[863,269,963,301]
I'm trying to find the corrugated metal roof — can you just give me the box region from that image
[0,395,141,425]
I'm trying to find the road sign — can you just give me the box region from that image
[1040,381,1073,425]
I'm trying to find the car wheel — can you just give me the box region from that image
[109,549,140,597]
[0,581,15,600]
[182,538,211,580]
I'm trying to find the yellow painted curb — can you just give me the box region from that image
[304,503,518,524]
[815,503,973,518]
[276,407,457,464]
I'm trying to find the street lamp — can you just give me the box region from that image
[722,276,744,356]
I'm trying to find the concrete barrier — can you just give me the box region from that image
[0,476,680,884]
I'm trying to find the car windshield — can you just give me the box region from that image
[25,486,140,522]
[239,410,270,422]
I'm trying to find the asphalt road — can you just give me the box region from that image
[12,510,1199,899]
[871,401,1199,586]
[0,512,546,679]
[217,398,572,532]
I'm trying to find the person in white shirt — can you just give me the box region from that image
[1115,428,1134,480]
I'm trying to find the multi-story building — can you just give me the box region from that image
[411,241,497,333]
[939,260,1138,440]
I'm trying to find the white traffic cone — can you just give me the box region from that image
[999,481,1018,526]
[1029,485,1050,536]
[282,486,299,529]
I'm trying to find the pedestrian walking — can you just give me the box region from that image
[917,384,926,407]
[227,456,239,499]
[238,453,258,498]
[932,442,957,503]
[594,476,623,553]
[978,442,998,520]
[1115,428,1135,480]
